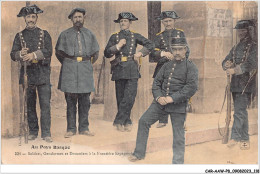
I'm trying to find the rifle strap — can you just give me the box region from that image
[19,32,26,48]
[218,85,228,137]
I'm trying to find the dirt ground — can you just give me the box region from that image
[1,104,258,165]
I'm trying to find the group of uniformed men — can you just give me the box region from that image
[11,4,256,164]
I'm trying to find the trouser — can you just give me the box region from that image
[65,93,91,133]
[133,102,186,164]
[114,79,138,126]
[159,114,169,124]
[27,84,51,138]
[231,92,250,141]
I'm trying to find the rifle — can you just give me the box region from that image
[19,42,29,145]
[222,74,231,144]
[23,61,29,144]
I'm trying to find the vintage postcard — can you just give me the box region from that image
[1,1,258,173]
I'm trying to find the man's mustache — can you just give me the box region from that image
[174,55,184,59]
[75,21,83,24]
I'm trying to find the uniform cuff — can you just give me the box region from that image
[234,65,243,75]
[156,96,161,102]
[139,47,150,57]
[110,45,119,54]
[34,50,45,60]
[15,51,22,61]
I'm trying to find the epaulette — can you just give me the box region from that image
[156,31,163,36]
[112,31,120,35]
[130,30,136,33]
[175,28,184,32]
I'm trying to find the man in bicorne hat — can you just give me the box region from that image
[10,5,53,142]
[128,36,198,164]
[55,8,99,138]
[104,12,154,132]
[150,11,190,128]
[222,20,257,150]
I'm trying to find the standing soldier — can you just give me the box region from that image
[10,5,53,142]
[150,11,190,128]
[56,8,99,138]
[128,36,198,164]
[222,20,257,150]
[104,12,154,132]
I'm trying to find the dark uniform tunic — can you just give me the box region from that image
[150,28,189,124]
[104,30,154,125]
[133,59,198,164]
[56,27,99,133]
[10,27,52,138]
[222,36,257,141]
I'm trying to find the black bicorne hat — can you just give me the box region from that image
[156,11,180,20]
[171,36,187,46]
[68,8,86,19]
[114,12,138,23]
[234,20,255,29]
[17,4,43,17]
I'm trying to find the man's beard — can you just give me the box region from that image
[74,21,83,28]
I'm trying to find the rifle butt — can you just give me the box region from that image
[222,127,229,144]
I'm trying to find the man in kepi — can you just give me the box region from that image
[55,8,99,138]
[150,11,190,129]
[10,5,53,142]
[128,36,198,164]
[222,20,257,150]
[104,12,154,132]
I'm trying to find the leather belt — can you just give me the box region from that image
[70,56,91,62]
[121,55,134,62]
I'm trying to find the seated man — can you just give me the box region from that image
[128,36,198,164]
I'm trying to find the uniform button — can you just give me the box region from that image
[131,39,134,41]
[166,94,169,96]
[172,68,174,70]
[129,52,132,54]
[39,38,42,40]
[166,47,168,49]
[117,40,119,42]
[167,88,169,90]
[130,47,132,50]
[38,47,40,49]
[131,44,134,46]
[162,40,165,42]
[120,52,122,54]
[167,82,170,85]
[168,77,171,80]
[39,42,41,45]
[170,73,172,75]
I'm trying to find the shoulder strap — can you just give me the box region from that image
[243,43,252,62]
